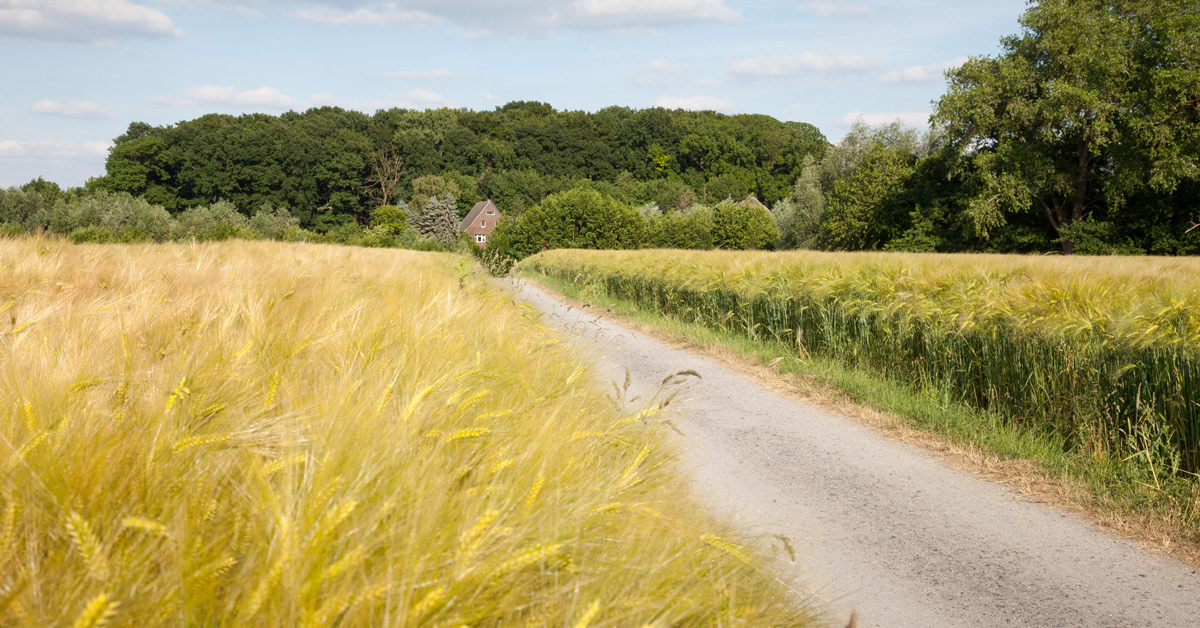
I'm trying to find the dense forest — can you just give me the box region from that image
[2,0,1198,256]
[89,103,827,227]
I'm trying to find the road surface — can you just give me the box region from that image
[511,279,1200,628]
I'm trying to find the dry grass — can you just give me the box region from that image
[0,236,820,627]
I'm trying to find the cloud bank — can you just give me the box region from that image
[0,0,181,44]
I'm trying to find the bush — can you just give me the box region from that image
[70,225,117,243]
[646,206,714,250]
[0,187,49,230]
[249,203,301,240]
[31,191,172,240]
[370,203,409,236]
[172,201,253,241]
[488,187,645,262]
[711,202,779,250]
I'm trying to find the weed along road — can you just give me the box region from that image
[511,279,1200,628]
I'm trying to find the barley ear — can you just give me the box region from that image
[70,593,119,628]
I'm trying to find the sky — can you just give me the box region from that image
[0,0,1030,188]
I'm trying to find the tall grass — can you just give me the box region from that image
[0,237,817,626]
[521,249,1200,477]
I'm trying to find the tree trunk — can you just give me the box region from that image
[1058,139,1093,254]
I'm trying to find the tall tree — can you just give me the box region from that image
[413,194,459,248]
[935,0,1200,252]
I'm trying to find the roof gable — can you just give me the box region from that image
[459,200,499,231]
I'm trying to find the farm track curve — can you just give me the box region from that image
[511,279,1200,628]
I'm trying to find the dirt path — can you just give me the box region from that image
[511,279,1200,628]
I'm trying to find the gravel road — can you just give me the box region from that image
[511,279,1200,628]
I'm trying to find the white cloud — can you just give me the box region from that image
[727,53,880,79]
[153,85,299,108]
[837,111,930,128]
[304,0,741,35]
[481,92,499,102]
[880,57,967,84]
[798,2,873,17]
[30,99,116,119]
[655,95,734,112]
[0,139,111,158]
[384,69,458,79]
[0,0,182,43]
[575,0,740,23]
[291,3,441,27]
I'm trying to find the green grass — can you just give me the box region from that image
[524,267,1200,552]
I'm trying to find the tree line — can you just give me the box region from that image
[88,103,827,230]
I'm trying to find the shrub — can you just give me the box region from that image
[646,206,714,250]
[172,201,253,241]
[711,202,779,250]
[370,203,409,236]
[249,203,301,240]
[488,187,645,262]
[69,225,116,243]
[0,187,49,230]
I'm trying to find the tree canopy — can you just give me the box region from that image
[91,104,828,230]
[935,0,1200,252]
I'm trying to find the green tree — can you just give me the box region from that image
[711,202,779,250]
[410,175,462,216]
[412,194,459,248]
[935,0,1200,253]
[370,202,410,236]
[773,155,826,249]
[821,145,915,250]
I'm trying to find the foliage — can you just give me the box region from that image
[412,195,459,248]
[369,203,409,236]
[249,203,302,240]
[935,0,1200,252]
[522,248,1200,478]
[773,155,825,249]
[0,238,816,627]
[37,190,174,241]
[822,145,916,250]
[90,105,828,229]
[409,175,462,218]
[172,201,254,241]
[646,205,714,250]
[711,202,779,250]
[487,187,645,262]
[0,186,51,230]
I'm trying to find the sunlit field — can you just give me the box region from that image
[523,249,1200,478]
[0,237,817,627]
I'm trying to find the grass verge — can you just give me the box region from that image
[522,268,1200,567]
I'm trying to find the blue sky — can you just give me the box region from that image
[0,0,1029,188]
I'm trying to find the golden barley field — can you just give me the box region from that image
[522,249,1200,475]
[0,237,817,627]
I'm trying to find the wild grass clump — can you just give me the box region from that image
[0,237,817,626]
[521,249,1200,478]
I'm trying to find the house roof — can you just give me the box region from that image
[459,199,500,231]
[733,196,768,210]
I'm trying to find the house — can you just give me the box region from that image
[459,199,501,247]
